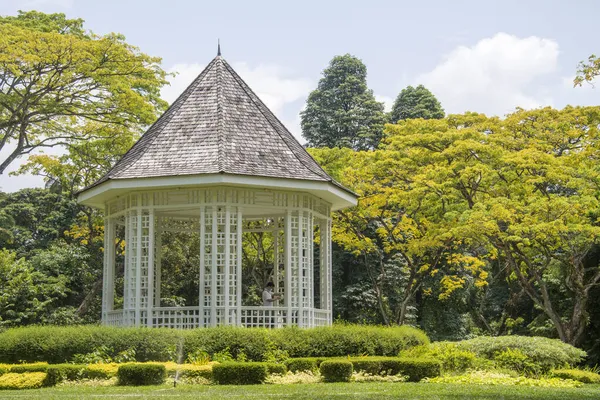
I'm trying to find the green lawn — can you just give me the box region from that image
[2,383,600,399]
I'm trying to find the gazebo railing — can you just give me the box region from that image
[103,306,331,328]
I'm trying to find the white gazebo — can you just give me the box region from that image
[77,51,357,329]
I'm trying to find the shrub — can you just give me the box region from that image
[163,362,215,380]
[9,363,48,373]
[212,362,268,385]
[0,325,428,364]
[0,372,47,390]
[456,336,585,373]
[0,365,8,376]
[266,363,287,375]
[427,342,480,373]
[117,363,166,386]
[426,370,582,388]
[83,363,119,379]
[494,348,542,377]
[285,358,321,373]
[550,369,600,384]
[347,357,440,381]
[45,364,86,386]
[320,360,353,382]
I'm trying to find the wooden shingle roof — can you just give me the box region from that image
[89,55,342,188]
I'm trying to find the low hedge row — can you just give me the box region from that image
[550,369,600,384]
[0,372,47,390]
[320,360,353,382]
[0,325,429,364]
[117,363,166,386]
[212,362,285,385]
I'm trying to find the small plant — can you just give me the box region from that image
[186,349,211,365]
[212,362,268,385]
[425,370,582,388]
[117,363,166,386]
[113,348,137,363]
[494,348,542,377]
[320,360,353,382]
[212,347,234,363]
[266,370,321,384]
[550,368,600,384]
[352,370,406,383]
[45,364,86,386]
[72,345,114,364]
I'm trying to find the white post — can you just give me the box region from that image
[123,211,130,324]
[297,210,304,328]
[147,207,155,327]
[101,214,109,322]
[135,207,142,327]
[308,212,314,328]
[224,206,231,324]
[236,208,243,325]
[211,206,217,327]
[285,210,292,327]
[199,207,205,327]
[273,229,279,295]
[155,216,162,308]
[327,218,333,324]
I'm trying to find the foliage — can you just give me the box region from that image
[301,54,386,150]
[494,348,542,377]
[575,54,600,86]
[0,372,47,390]
[0,10,168,177]
[117,363,166,386]
[212,362,268,385]
[9,363,49,373]
[266,370,321,384]
[403,343,480,373]
[185,349,211,365]
[550,369,600,384]
[425,370,582,388]
[320,360,353,382]
[389,84,444,123]
[0,249,69,327]
[44,364,86,386]
[456,336,586,372]
[267,363,288,375]
[352,370,406,382]
[83,363,119,379]
[285,358,321,373]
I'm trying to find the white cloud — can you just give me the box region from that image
[161,61,312,141]
[417,33,560,116]
[375,94,394,112]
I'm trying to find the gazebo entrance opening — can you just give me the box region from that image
[103,186,332,329]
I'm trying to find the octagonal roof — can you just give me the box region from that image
[78,53,357,211]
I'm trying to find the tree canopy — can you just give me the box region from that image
[0,10,168,175]
[301,54,386,150]
[389,84,444,123]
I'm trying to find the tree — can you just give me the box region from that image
[301,54,386,150]
[383,107,600,345]
[389,85,444,123]
[0,11,168,175]
[575,54,600,86]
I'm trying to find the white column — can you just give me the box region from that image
[101,214,110,322]
[297,210,304,328]
[285,210,292,327]
[146,207,155,327]
[236,208,243,325]
[211,206,217,327]
[273,230,279,295]
[155,216,162,307]
[135,208,142,327]
[199,207,206,327]
[224,206,231,324]
[308,212,314,327]
[327,218,333,324]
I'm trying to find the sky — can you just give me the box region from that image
[0,0,598,191]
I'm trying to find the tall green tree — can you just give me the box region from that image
[389,84,444,123]
[301,54,385,150]
[575,54,600,86]
[0,11,168,175]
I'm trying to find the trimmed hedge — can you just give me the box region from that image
[45,364,86,386]
[456,336,585,373]
[0,365,9,376]
[551,369,600,384]
[343,357,440,381]
[212,362,268,385]
[0,325,428,364]
[0,372,47,390]
[84,363,119,379]
[266,363,287,375]
[320,360,353,382]
[117,363,166,386]
[9,363,48,373]
[285,358,323,373]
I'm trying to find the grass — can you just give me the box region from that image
[1,383,600,399]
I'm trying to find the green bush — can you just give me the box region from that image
[494,348,542,377]
[117,363,166,386]
[45,364,86,386]
[320,360,353,382]
[285,358,322,373]
[212,362,268,385]
[427,342,480,372]
[266,363,287,375]
[0,325,428,364]
[456,336,585,373]
[83,363,119,379]
[0,372,47,390]
[9,363,48,373]
[0,365,8,376]
[550,369,600,384]
[347,357,440,381]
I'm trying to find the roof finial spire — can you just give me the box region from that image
[217,39,221,56]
